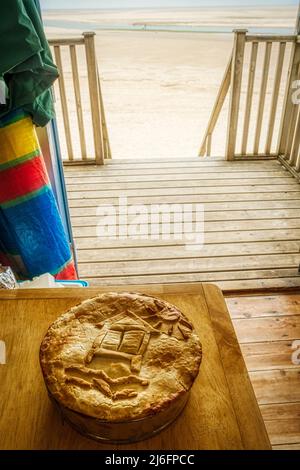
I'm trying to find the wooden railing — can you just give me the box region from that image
[48,32,111,165]
[277,34,300,180]
[199,30,300,177]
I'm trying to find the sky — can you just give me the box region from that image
[40,0,298,10]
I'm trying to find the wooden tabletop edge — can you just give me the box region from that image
[202,284,272,450]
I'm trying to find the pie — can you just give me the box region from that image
[40,292,202,443]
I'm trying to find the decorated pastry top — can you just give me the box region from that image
[40,292,202,422]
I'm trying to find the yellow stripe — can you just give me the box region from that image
[0,117,39,165]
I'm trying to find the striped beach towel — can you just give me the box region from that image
[0,109,77,280]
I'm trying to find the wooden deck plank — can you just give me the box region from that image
[69,196,300,208]
[207,278,300,290]
[241,341,300,371]
[69,192,300,210]
[66,161,276,168]
[68,192,300,208]
[66,176,297,187]
[66,182,299,195]
[73,219,300,238]
[249,369,300,405]
[65,168,288,177]
[273,443,300,449]
[77,253,300,277]
[82,277,300,290]
[260,403,300,421]
[226,294,300,319]
[71,208,300,223]
[74,228,300,249]
[75,241,300,263]
[65,160,282,169]
[66,171,289,180]
[65,178,297,189]
[71,210,300,227]
[233,315,300,343]
[74,230,300,249]
[265,419,300,445]
[67,158,276,167]
[79,268,299,282]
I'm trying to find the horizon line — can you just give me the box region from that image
[43,3,297,11]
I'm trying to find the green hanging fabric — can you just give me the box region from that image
[0,0,59,126]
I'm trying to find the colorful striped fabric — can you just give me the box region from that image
[0,109,77,280]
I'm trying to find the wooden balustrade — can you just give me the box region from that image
[277,23,300,180]
[278,94,300,181]
[48,32,111,165]
[199,30,300,178]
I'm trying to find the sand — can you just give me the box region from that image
[44,6,298,159]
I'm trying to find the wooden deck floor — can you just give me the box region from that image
[65,157,300,290]
[225,292,300,450]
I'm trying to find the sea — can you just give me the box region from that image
[43,19,294,34]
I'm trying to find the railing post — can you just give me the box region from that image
[97,70,112,159]
[83,31,105,165]
[265,41,286,155]
[277,39,300,156]
[253,41,272,155]
[206,133,212,156]
[241,41,258,156]
[53,46,74,161]
[225,29,247,161]
[198,55,232,157]
[69,44,87,160]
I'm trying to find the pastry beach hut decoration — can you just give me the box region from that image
[63,300,194,401]
[85,310,161,373]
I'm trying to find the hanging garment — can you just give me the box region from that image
[0,1,77,281]
[0,109,77,280]
[0,0,59,126]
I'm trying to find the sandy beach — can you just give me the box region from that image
[44,6,298,159]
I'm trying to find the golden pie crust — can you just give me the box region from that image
[40,292,202,432]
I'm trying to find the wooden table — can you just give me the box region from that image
[0,283,271,450]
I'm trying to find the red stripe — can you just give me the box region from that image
[0,155,49,204]
[55,261,78,281]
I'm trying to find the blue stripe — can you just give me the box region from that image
[2,190,72,278]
